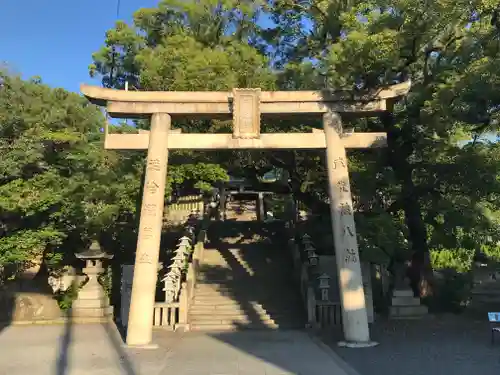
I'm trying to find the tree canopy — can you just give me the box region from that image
[2,0,500,299]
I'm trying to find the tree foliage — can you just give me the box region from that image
[0,74,141,281]
[4,0,500,301]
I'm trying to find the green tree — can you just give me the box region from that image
[0,73,142,282]
[265,0,500,295]
[89,0,277,199]
[86,0,500,301]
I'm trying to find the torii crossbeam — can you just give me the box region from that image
[81,81,410,348]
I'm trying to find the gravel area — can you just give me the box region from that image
[321,314,500,375]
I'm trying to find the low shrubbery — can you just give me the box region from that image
[428,246,500,312]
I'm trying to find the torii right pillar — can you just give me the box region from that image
[323,111,378,348]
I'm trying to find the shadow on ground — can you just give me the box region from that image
[0,218,342,374]
[322,315,500,375]
[151,329,346,374]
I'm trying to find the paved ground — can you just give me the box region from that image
[0,323,354,375]
[322,314,500,375]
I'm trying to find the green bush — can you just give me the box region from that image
[430,269,473,313]
[429,248,474,312]
[430,248,474,273]
[55,284,79,311]
[98,266,112,298]
[479,244,500,263]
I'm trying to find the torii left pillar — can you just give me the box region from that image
[126,113,171,347]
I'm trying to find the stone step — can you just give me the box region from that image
[189,318,303,327]
[193,287,300,298]
[202,254,284,263]
[390,315,428,320]
[392,289,414,298]
[196,279,294,287]
[198,268,290,277]
[190,314,304,324]
[195,281,299,289]
[191,299,251,306]
[199,266,291,273]
[190,310,270,319]
[192,296,302,306]
[391,296,421,306]
[199,274,295,282]
[189,322,281,331]
[389,305,428,317]
[190,304,301,315]
[189,313,273,322]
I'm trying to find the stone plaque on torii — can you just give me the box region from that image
[81,81,410,348]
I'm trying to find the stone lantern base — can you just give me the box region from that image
[72,257,114,321]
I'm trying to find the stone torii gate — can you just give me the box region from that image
[81,82,410,348]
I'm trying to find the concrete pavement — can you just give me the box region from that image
[0,323,357,375]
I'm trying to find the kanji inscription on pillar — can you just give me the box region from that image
[146,180,159,194]
[142,203,158,217]
[232,88,261,139]
[147,158,161,172]
[333,157,346,169]
[337,180,350,193]
[344,249,358,263]
[142,226,153,240]
[339,202,353,216]
[343,226,354,237]
[138,252,153,264]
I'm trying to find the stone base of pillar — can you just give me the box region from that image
[125,343,159,350]
[174,323,190,332]
[337,340,379,348]
[389,289,428,319]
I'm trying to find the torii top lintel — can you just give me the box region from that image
[80,82,410,150]
[80,82,410,118]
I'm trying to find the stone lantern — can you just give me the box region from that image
[162,273,177,303]
[171,252,186,269]
[178,236,192,249]
[304,242,316,257]
[72,240,113,320]
[175,242,190,258]
[308,250,319,267]
[163,266,182,302]
[301,233,312,245]
[318,273,331,301]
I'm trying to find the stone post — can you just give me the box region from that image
[323,112,377,347]
[126,113,171,347]
[361,262,375,323]
[220,187,226,221]
[120,265,134,328]
[256,192,265,221]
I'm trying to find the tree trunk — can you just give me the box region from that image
[402,183,434,298]
[383,113,434,298]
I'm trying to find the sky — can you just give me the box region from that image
[0,0,161,93]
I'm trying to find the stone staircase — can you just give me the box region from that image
[188,221,306,331]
